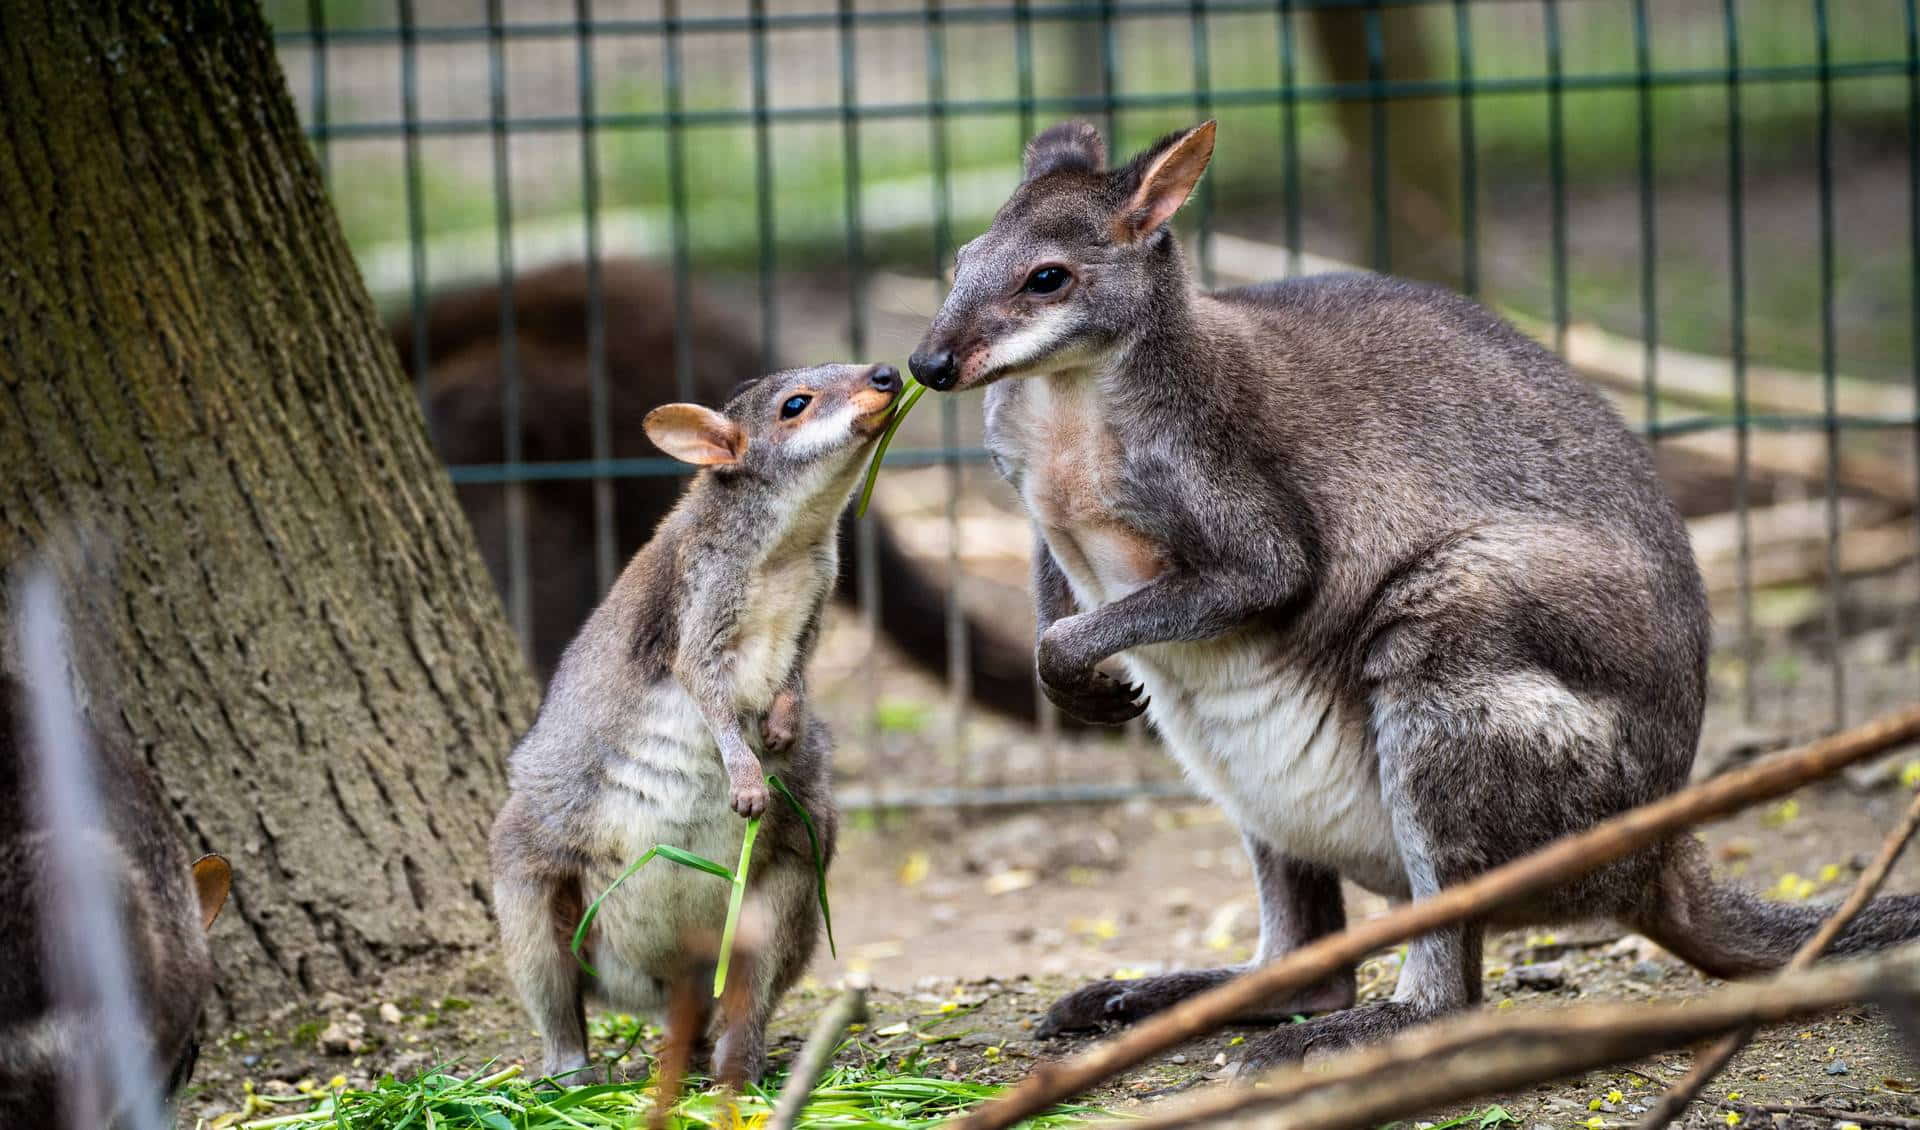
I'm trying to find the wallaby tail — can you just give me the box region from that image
[1632,835,1920,979]
[835,510,1053,727]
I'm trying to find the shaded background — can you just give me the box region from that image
[267,0,1920,806]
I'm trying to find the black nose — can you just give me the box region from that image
[868,364,900,393]
[908,348,958,391]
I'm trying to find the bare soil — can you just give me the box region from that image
[185,769,1920,1129]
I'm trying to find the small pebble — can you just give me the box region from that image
[1825,1059,1850,1076]
[1170,1054,1188,1065]
[1629,960,1668,983]
[1508,961,1566,990]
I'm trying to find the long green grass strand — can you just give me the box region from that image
[571,845,734,977]
[714,815,762,998]
[768,773,835,956]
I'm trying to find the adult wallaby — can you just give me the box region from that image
[491,363,894,1084]
[391,261,1044,725]
[1,572,231,1127]
[907,119,1920,1071]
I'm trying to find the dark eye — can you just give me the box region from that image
[781,395,811,419]
[1023,266,1070,295]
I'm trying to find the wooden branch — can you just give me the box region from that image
[1694,510,1915,601]
[1726,1103,1920,1130]
[943,706,1920,1130]
[1109,945,1920,1130]
[1637,785,1920,1130]
[768,988,868,1130]
[1553,320,1909,422]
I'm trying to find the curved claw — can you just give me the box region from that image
[1041,668,1149,726]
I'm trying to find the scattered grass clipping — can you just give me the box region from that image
[856,376,928,518]
[571,775,833,998]
[238,1051,1112,1130]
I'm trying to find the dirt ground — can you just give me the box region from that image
[185,763,1920,1129]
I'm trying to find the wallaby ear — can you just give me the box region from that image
[1112,120,1216,244]
[1023,120,1106,181]
[190,854,231,931]
[644,403,748,467]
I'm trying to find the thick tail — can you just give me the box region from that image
[834,510,1052,727]
[1632,836,1920,979]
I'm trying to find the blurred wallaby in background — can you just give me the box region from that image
[390,261,1046,723]
[0,570,230,1129]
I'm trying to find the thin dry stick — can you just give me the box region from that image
[768,988,869,1130]
[944,705,1920,1130]
[1639,783,1920,1130]
[1726,1102,1920,1130]
[1106,945,1920,1130]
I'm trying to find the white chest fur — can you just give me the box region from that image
[731,547,830,709]
[988,376,1404,894]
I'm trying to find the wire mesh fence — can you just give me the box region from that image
[272,0,1920,807]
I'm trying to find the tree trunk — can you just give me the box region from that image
[0,0,539,1019]
[1308,5,1465,290]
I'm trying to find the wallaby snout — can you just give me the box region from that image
[907,348,958,391]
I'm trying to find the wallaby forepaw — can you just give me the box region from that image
[1040,668,1148,726]
[730,781,770,818]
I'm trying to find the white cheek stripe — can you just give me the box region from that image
[985,307,1070,374]
[785,404,857,459]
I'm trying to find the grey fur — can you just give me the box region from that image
[910,121,1920,1072]
[2,574,225,1129]
[490,362,896,1082]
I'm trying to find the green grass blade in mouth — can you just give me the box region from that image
[855,378,928,519]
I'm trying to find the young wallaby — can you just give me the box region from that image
[390,262,1048,727]
[908,119,1920,1072]
[1,574,231,1128]
[490,361,899,1083]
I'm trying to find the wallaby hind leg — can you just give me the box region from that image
[1233,739,1487,1073]
[492,800,592,1081]
[1037,834,1352,1037]
[495,870,591,1080]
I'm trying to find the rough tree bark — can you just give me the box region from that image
[0,1,540,1018]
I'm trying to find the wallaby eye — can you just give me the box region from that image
[1023,266,1070,295]
[780,395,812,419]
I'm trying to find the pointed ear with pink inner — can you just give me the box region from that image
[644,403,748,467]
[1114,120,1217,244]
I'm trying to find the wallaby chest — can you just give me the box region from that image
[730,546,831,708]
[990,374,1169,606]
[988,375,1402,892]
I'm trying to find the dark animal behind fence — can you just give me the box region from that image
[391,260,1043,723]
